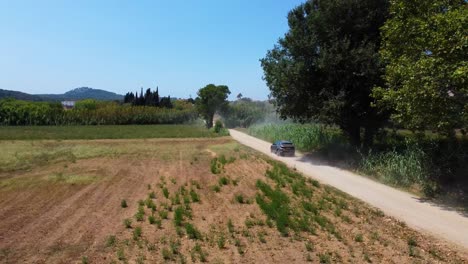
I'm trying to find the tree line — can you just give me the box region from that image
[124,87,173,108]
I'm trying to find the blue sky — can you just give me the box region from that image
[0,0,303,100]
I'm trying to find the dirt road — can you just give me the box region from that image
[229,129,468,250]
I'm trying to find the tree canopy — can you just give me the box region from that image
[195,84,230,128]
[260,0,389,146]
[373,0,467,135]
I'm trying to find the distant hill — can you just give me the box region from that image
[0,89,44,101]
[0,87,124,101]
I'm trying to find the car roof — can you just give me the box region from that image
[275,140,293,144]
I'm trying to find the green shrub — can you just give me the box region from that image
[408,237,418,247]
[211,185,221,193]
[145,198,155,209]
[355,234,364,242]
[162,187,169,199]
[217,233,226,249]
[148,215,156,225]
[81,256,88,264]
[305,241,314,252]
[133,226,142,240]
[162,248,173,260]
[135,212,144,222]
[214,120,223,133]
[106,235,116,247]
[124,218,132,228]
[219,176,229,186]
[192,243,208,262]
[210,158,222,174]
[227,219,235,233]
[121,199,128,208]
[159,210,168,219]
[190,189,200,203]
[185,223,202,240]
[149,191,156,199]
[258,232,267,243]
[174,206,185,226]
[117,248,125,261]
[235,194,245,204]
[318,252,331,264]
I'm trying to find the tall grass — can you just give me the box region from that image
[360,145,427,187]
[247,123,466,197]
[360,143,439,196]
[248,123,346,151]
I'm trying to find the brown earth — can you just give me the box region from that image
[0,138,467,264]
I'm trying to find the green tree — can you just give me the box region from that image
[221,98,267,128]
[260,0,389,147]
[195,84,230,128]
[373,0,467,135]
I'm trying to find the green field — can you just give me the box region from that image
[0,125,225,140]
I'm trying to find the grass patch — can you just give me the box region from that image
[162,187,170,199]
[105,235,117,247]
[217,233,226,249]
[235,194,245,204]
[191,243,208,262]
[174,206,185,226]
[255,180,291,236]
[0,125,225,140]
[133,226,142,240]
[158,210,168,220]
[211,185,221,193]
[218,176,230,186]
[47,173,99,185]
[123,218,132,228]
[355,234,364,242]
[190,189,200,203]
[185,223,202,240]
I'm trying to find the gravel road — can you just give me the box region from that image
[229,129,468,250]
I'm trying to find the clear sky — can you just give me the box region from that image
[0,0,304,100]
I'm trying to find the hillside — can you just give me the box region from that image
[0,89,43,101]
[37,87,123,101]
[0,87,123,101]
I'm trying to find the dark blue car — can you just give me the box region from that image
[270,140,295,156]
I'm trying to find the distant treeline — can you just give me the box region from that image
[220,97,276,128]
[0,98,197,125]
[123,87,173,108]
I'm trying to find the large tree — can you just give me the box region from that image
[195,84,231,128]
[373,0,467,136]
[261,0,389,147]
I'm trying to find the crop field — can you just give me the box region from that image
[0,137,467,263]
[0,125,225,140]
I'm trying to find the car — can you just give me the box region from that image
[270,140,295,156]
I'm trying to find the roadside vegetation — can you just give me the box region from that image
[248,123,468,198]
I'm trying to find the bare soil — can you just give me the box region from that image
[0,138,467,263]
